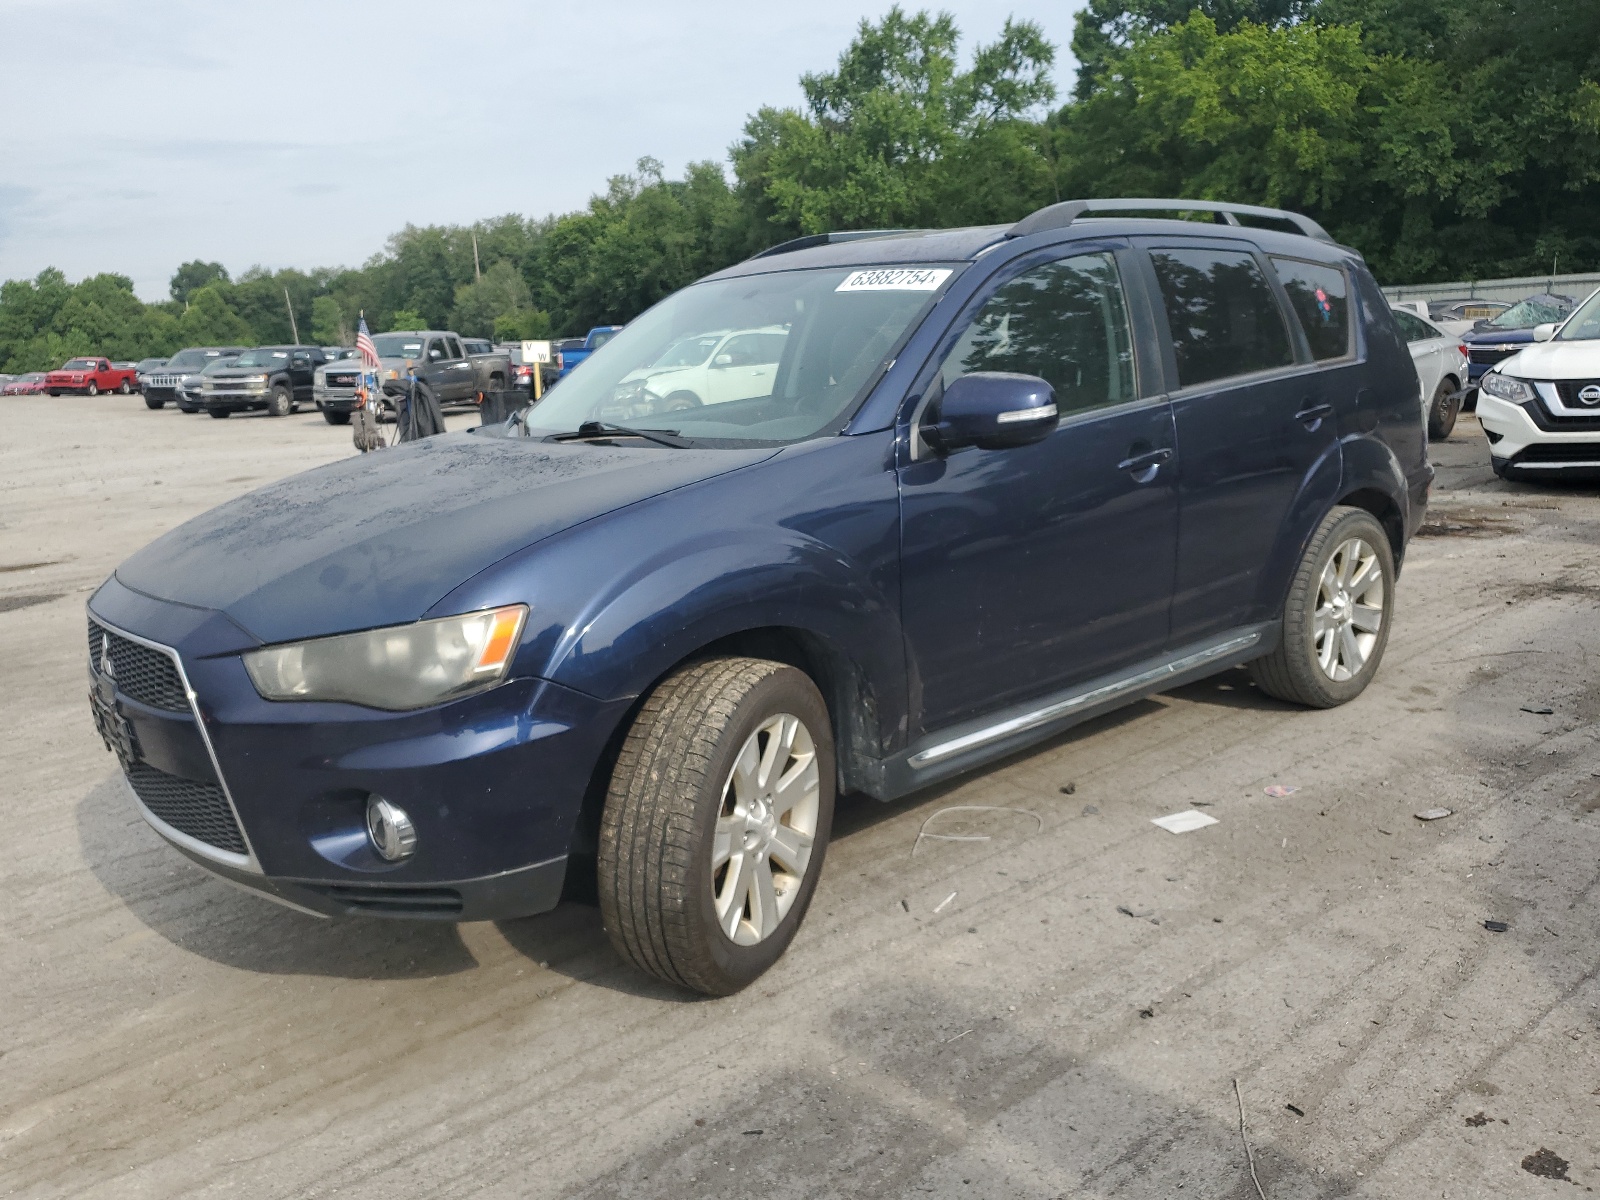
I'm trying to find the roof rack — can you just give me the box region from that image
[748,229,920,260]
[1007,199,1333,243]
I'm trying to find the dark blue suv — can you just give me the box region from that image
[87,199,1429,994]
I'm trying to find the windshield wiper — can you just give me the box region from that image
[552,420,690,449]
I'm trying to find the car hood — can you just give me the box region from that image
[115,431,775,644]
[1498,340,1600,379]
[1465,328,1536,344]
[205,368,272,380]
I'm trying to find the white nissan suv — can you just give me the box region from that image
[1478,286,1600,481]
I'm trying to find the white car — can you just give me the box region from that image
[1391,307,1469,439]
[617,326,789,411]
[1477,286,1600,481]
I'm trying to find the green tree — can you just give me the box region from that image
[386,308,425,332]
[310,295,349,345]
[176,286,252,346]
[170,260,230,304]
[451,260,535,338]
[733,7,1057,233]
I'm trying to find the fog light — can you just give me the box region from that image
[366,796,417,862]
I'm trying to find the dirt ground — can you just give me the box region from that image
[2,396,1597,1199]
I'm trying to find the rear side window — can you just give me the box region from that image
[939,251,1136,418]
[1150,248,1294,387]
[1271,257,1351,360]
[1390,309,1436,344]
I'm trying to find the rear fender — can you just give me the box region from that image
[1252,437,1345,620]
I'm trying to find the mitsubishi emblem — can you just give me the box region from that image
[99,632,115,679]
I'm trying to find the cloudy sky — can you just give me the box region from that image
[1,0,1086,301]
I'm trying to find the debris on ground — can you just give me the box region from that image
[1117,905,1159,925]
[1138,1007,1155,1018]
[1520,1148,1570,1180]
[1484,920,1509,933]
[1414,807,1453,821]
[933,891,957,914]
[1081,804,1100,816]
[1264,785,1299,797]
[1285,1103,1305,1117]
[1465,1112,1490,1126]
[1152,810,1220,834]
[1059,782,1076,795]
[1232,1079,1269,1200]
[913,805,1043,857]
[1520,705,1555,715]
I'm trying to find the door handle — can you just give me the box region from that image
[1295,402,1334,428]
[1117,447,1173,477]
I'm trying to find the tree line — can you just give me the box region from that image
[3,0,1595,373]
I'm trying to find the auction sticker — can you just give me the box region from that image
[836,268,952,292]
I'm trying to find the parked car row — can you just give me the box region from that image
[311,332,511,424]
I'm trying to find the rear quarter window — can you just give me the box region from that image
[1270,257,1351,361]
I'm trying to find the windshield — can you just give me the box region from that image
[167,349,227,371]
[62,358,97,370]
[228,349,290,368]
[1556,288,1600,341]
[200,356,242,373]
[522,265,954,446]
[1489,297,1571,329]
[650,335,722,369]
[372,334,425,359]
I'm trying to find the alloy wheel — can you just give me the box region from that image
[1314,536,1385,682]
[711,712,820,946]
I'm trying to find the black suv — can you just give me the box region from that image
[201,346,328,418]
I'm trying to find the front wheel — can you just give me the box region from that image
[144,394,165,410]
[118,379,132,395]
[1248,506,1395,708]
[86,381,99,397]
[266,384,292,417]
[208,407,230,419]
[598,657,835,996]
[1427,377,1460,440]
[322,409,350,425]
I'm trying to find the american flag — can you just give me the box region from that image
[356,316,380,370]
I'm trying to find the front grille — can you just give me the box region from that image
[1554,380,1600,408]
[1469,346,1519,366]
[125,761,247,854]
[325,373,358,388]
[87,617,189,711]
[148,373,180,388]
[1512,442,1600,464]
[303,884,464,916]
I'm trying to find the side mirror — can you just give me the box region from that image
[1533,323,1557,342]
[923,371,1058,453]
[713,353,733,367]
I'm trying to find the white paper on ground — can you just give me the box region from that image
[1151,809,1220,834]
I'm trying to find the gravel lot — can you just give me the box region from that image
[3,396,1598,1198]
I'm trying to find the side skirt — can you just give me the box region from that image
[865,622,1279,801]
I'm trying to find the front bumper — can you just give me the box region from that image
[203,387,269,412]
[315,386,361,413]
[1478,390,1600,477]
[87,577,630,920]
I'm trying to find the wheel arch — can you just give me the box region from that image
[1334,486,1405,563]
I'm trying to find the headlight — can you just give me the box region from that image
[243,374,268,383]
[1481,372,1534,404]
[243,605,527,710]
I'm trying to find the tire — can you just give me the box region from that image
[178,400,200,413]
[208,407,230,419]
[46,389,59,397]
[1248,506,1395,708]
[144,394,165,410]
[598,657,835,996]
[323,409,350,425]
[266,383,292,417]
[663,391,702,411]
[1427,377,1460,440]
[86,381,99,397]
[118,379,131,395]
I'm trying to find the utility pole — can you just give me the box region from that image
[472,232,482,283]
[284,287,300,343]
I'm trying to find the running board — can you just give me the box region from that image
[866,624,1276,800]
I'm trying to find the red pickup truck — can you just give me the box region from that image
[44,357,138,396]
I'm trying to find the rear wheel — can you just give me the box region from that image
[208,407,230,419]
[266,384,292,417]
[322,409,350,425]
[1427,377,1460,440]
[144,394,165,410]
[598,657,835,995]
[1248,507,1394,708]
